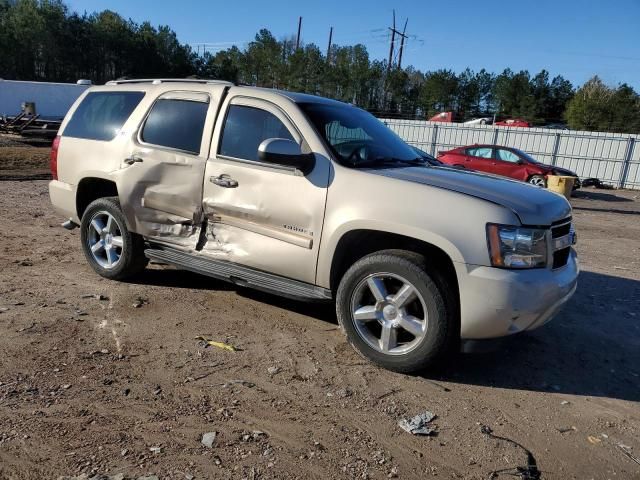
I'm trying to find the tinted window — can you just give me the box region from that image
[496,149,520,163]
[63,91,145,141]
[141,99,209,154]
[466,147,493,158]
[219,105,294,161]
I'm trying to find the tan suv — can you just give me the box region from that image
[49,79,578,372]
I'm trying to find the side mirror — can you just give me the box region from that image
[258,138,315,174]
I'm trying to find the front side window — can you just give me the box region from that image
[141,98,209,154]
[63,91,145,141]
[300,102,420,167]
[466,147,493,158]
[496,149,520,163]
[219,105,294,162]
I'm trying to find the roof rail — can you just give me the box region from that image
[105,78,234,86]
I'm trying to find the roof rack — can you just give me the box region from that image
[105,78,234,86]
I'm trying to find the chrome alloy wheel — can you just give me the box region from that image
[529,176,546,187]
[86,211,124,269]
[350,273,428,355]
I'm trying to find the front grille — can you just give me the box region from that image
[551,217,573,269]
[553,248,571,269]
[552,222,571,238]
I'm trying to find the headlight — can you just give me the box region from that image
[486,224,548,269]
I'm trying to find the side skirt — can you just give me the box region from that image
[144,246,333,302]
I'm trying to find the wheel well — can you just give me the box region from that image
[330,230,460,309]
[76,178,118,219]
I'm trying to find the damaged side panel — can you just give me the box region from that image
[200,91,331,284]
[116,86,226,248]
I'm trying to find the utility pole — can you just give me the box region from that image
[296,16,302,50]
[326,26,333,60]
[397,19,408,69]
[387,10,396,73]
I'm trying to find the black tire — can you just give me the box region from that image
[80,196,148,280]
[336,250,456,373]
[528,175,547,188]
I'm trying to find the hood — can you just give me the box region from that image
[533,162,577,177]
[549,165,578,177]
[368,166,571,226]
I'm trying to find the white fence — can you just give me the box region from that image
[381,119,640,190]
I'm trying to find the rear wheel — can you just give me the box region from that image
[336,250,455,373]
[80,197,147,280]
[528,175,547,187]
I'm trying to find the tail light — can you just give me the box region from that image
[50,136,60,180]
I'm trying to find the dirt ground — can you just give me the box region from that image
[0,135,51,180]
[0,143,639,479]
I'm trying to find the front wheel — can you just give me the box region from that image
[528,175,547,187]
[336,250,456,373]
[80,196,148,280]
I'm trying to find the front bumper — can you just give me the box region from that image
[456,249,579,339]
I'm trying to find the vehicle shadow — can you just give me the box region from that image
[431,270,640,403]
[572,206,640,216]
[572,190,633,202]
[126,266,235,291]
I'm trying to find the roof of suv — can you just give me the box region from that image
[104,78,351,108]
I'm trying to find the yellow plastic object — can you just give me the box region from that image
[195,336,238,352]
[546,175,575,199]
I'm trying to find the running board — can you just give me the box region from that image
[144,247,332,302]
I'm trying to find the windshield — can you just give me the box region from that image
[299,102,422,167]
[513,148,539,164]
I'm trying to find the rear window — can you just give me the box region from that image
[141,99,209,154]
[63,91,145,141]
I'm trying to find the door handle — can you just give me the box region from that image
[124,155,143,165]
[210,174,238,188]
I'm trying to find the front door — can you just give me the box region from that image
[493,148,529,181]
[201,94,330,284]
[116,88,223,248]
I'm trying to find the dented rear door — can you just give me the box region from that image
[116,87,225,248]
[201,93,330,284]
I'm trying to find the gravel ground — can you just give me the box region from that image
[0,177,639,479]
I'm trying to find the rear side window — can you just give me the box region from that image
[63,91,145,141]
[141,99,209,154]
[219,105,294,162]
[466,147,493,158]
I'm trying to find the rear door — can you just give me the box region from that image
[116,88,224,247]
[464,146,495,173]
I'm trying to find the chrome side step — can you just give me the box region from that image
[144,247,332,302]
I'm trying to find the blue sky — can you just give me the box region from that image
[65,0,640,90]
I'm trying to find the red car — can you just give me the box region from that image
[494,118,531,128]
[437,144,580,188]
